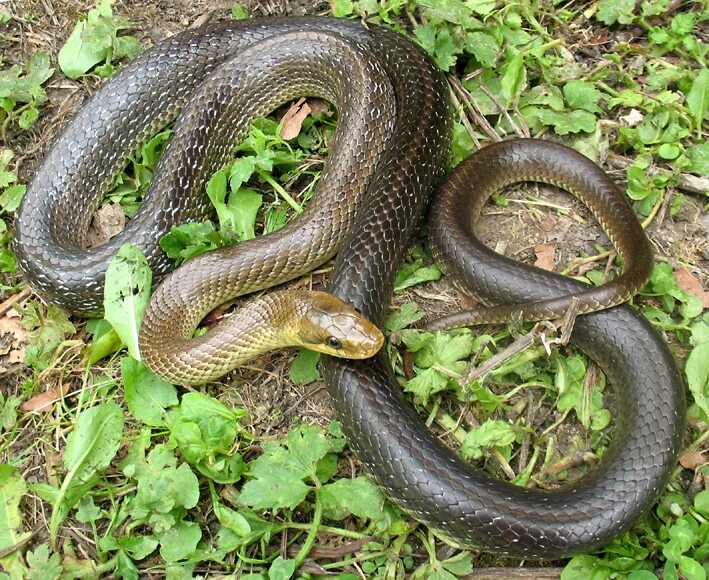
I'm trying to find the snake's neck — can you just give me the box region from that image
[139,290,305,385]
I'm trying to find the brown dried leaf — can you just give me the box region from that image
[280,98,312,140]
[0,312,28,363]
[308,98,331,117]
[675,268,709,308]
[534,244,555,271]
[21,383,71,413]
[679,451,706,470]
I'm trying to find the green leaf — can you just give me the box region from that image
[563,80,602,113]
[385,302,423,333]
[159,221,236,263]
[230,187,263,241]
[405,368,450,405]
[501,53,525,103]
[169,392,246,484]
[395,263,441,291]
[330,0,354,17]
[239,426,332,510]
[686,343,709,417]
[231,3,249,19]
[0,184,26,213]
[58,0,114,79]
[269,557,296,580]
[319,476,387,523]
[121,358,178,426]
[26,544,62,580]
[51,401,124,543]
[685,68,709,131]
[694,490,709,517]
[19,302,75,371]
[687,143,708,175]
[158,520,201,562]
[239,470,310,510]
[113,36,142,60]
[289,348,321,385]
[596,0,636,25]
[104,244,152,360]
[461,419,516,460]
[124,443,200,522]
[466,31,499,68]
[536,109,597,135]
[0,465,29,575]
[677,556,705,580]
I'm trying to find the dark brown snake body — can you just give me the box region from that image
[13,17,685,558]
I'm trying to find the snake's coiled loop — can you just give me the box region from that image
[13,17,684,558]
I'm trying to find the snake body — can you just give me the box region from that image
[14,17,685,558]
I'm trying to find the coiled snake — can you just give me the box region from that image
[13,17,685,558]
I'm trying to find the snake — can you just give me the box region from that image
[13,16,685,559]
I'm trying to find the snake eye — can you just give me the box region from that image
[327,336,342,349]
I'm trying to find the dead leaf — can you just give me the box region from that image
[534,244,555,271]
[679,451,706,470]
[21,383,71,413]
[308,98,331,117]
[620,108,644,127]
[675,267,709,308]
[0,313,28,364]
[280,98,312,140]
[87,203,126,248]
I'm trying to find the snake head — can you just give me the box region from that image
[294,291,384,359]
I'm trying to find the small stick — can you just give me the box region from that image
[0,287,31,317]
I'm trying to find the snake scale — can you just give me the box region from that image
[13,17,685,558]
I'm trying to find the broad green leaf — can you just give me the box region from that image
[124,443,200,520]
[501,53,525,103]
[158,520,201,562]
[563,80,602,113]
[536,109,597,135]
[330,0,354,17]
[686,342,709,416]
[104,244,152,360]
[230,187,263,241]
[58,0,113,79]
[289,348,321,385]
[694,490,709,517]
[687,143,708,175]
[461,419,516,460]
[596,0,636,25]
[319,476,387,523]
[25,544,62,580]
[685,68,709,132]
[269,557,296,580]
[168,392,246,484]
[51,401,124,544]
[0,465,29,575]
[239,473,310,510]
[385,302,423,333]
[0,184,26,213]
[121,358,178,426]
[159,220,236,263]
